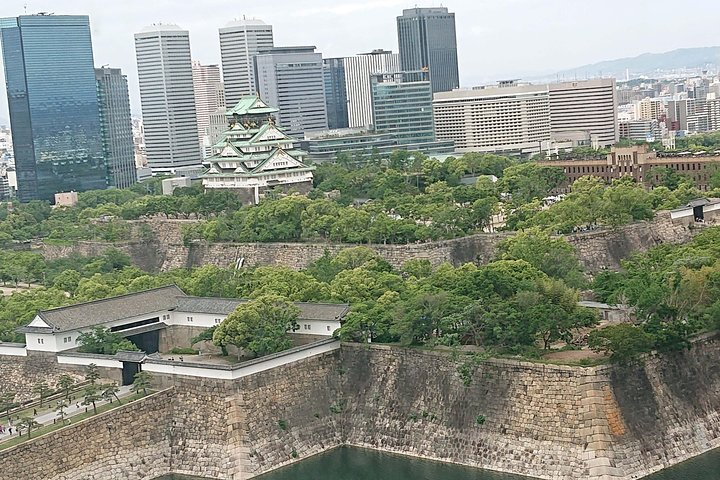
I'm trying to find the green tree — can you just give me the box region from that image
[131,371,152,395]
[55,400,69,426]
[212,295,300,358]
[588,324,654,363]
[52,269,82,296]
[83,384,101,414]
[17,416,41,438]
[0,391,16,420]
[32,381,52,407]
[85,363,101,386]
[101,382,122,405]
[77,326,139,355]
[498,229,585,287]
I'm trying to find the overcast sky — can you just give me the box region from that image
[0,0,719,123]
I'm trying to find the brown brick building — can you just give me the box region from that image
[538,145,720,193]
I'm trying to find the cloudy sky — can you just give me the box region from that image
[0,0,718,122]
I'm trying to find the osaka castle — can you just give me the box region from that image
[201,95,315,204]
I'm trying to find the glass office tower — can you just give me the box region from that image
[397,7,460,94]
[370,71,435,145]
[0,14,107,202]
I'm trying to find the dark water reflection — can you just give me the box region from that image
[156,445,720,480]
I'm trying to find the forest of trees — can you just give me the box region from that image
[2,150,715,250]
[1,222,718,363]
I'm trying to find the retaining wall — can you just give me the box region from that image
[38,212,696,274]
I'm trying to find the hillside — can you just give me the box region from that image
[555,46,720,79]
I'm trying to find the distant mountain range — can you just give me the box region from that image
[551,47,720,81]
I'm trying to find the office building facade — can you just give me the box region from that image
[0,14,107,201]
[434,79,618,154]
[95,67,136,189]
[371,71,435,145]
[219,19,274,107]
[134,25,201,172]
[548,79,618,147]
[254,46,328,138]
[192,62,225,158]
[344,49,400,128]
[397,7,459,94]
[323,58,349,130]
[433,84,551,153]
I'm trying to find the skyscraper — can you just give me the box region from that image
[192,62,225,158]
[219,19,274,107]
[344,49,400,128]
[397,7,459,94]
[95,67,136,188]
[134,25,201,172]
[323,58,349,130]
[0,14,107,201]
[254,46,328,138]
[371,71,435,145]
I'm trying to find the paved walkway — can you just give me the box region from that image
[0,385,134,442]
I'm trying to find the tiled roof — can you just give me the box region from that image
[37,285,186,333]
[226,95,279,116]
[175,296,349,321]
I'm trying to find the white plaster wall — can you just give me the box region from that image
[143,339,341,380]
[297,319,340,336]
[57,354,123,369]
[0,343,27,356]
[25,333,59,353]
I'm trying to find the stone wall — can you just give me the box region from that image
[149,349,344,479]
[2,336,719,480]
[0,352,83,403]
[38,212,696,274]
[339,335,720,480]
[0,389,174,480]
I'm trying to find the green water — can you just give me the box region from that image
[156,446,720,480]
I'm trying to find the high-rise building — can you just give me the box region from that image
[396,7,459,94]
[433,78,618,153]
[344,50,400,128]
[0,14,107,201]
[433,84,551,153]
[370,71,435,145]
[95,67,136,189]
[323,58,349,130]
[548,79,618,147]
[219,19,274,107]
[192,62,225,158]
[134,25,201,172]
[254,46,328,138]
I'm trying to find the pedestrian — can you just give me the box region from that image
[33,408,37,416]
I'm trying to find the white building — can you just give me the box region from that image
[433,83,551,153]
[548,78,618,147]
[433,78,618,154]
[219,19,274,107]
[19,285,349,354]
[134,25,202,173]
[344,50,400,128]
[192,62,225,159]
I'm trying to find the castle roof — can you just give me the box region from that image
[226,95,279,117]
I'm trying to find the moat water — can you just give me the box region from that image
[156,445,720,480]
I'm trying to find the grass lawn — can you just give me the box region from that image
[0,391,151,451]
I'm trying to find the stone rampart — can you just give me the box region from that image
[37,212,696,274]
[0,352,83,403]
[2,335,719,479]
[0,389,174,480]
[339,334,720,480]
